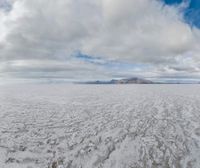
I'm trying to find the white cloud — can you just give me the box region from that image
[83,0,198,62]
[0,0,200,80]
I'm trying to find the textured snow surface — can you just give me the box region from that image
[0,84,200,168]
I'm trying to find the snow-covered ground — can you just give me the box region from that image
[0,84,200,168]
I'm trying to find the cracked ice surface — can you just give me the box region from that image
[0,84,200,168]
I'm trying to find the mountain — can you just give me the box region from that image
[111,77,154,84]
[84,77,154,84]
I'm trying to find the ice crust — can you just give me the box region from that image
[0,84,200,168]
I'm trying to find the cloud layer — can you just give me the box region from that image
[0,0,200,81]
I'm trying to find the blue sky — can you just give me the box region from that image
[74,52,151,79]
[163,0,200,27]
[0,0,200,82]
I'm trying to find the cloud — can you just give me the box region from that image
[83,0,199,63]
[0,0,200,81]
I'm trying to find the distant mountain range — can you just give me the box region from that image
[84,77,154,84]
[81,77,200,84]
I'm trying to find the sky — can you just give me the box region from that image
[0,0,200,82]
